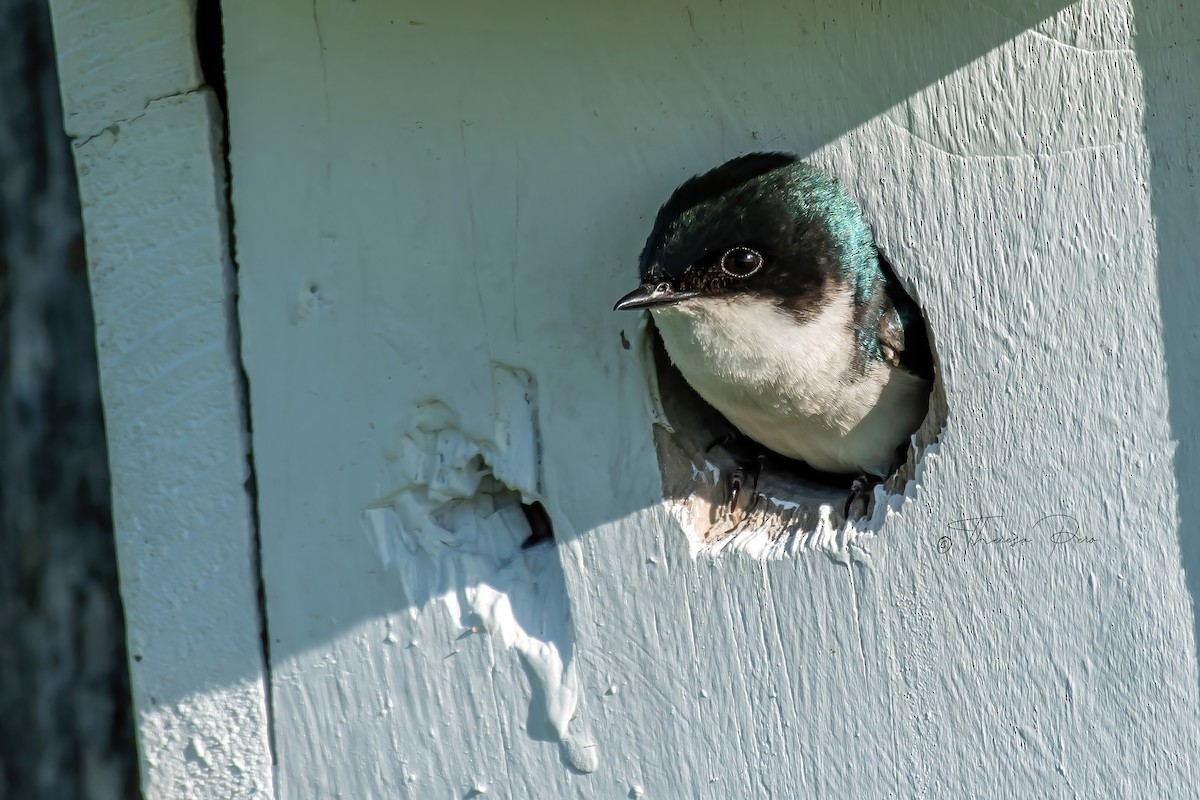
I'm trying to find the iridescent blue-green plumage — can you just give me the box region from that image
[617,152,933,476]
[638,152,931,380]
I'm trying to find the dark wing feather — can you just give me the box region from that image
[876,252,934,381]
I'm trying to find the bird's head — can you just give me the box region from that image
[614,153,879,315]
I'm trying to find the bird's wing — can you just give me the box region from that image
[877,252,935,381]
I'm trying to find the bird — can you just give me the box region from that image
[614,152,932,483]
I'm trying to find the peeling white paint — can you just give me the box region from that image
[360,366,593,773]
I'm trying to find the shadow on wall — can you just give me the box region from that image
[221,0,1077,714]
[358,374,598,774]
[1133,4,1200,694]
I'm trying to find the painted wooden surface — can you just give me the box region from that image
[47,0,275,796]
[222,0,1200,796]
[53,0,1200,796]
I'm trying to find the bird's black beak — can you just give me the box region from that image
[613,283,700,311]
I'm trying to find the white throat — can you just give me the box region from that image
[650,290,929,475]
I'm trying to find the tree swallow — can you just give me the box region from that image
[615,152,932,481]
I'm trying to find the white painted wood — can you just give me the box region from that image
[46,1,276,796]
[221,0,1200,796]
[54,0,1200,795]
[48,0,202,139]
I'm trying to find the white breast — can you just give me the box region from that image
[650,290,930,476]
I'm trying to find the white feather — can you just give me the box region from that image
[650,289,929,476]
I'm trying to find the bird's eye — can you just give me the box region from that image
[720,247,764,278]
